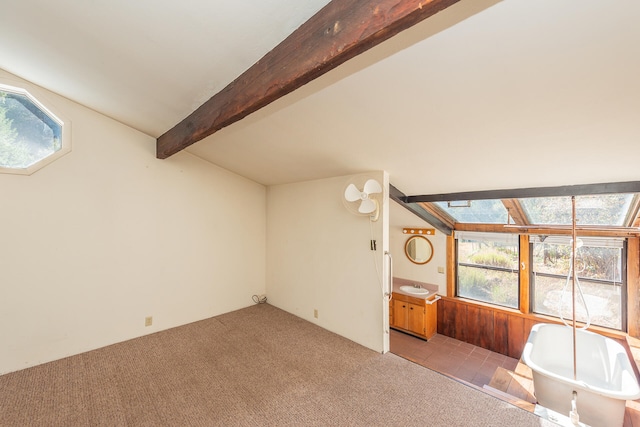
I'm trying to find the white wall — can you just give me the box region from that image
[266,172,389,353]
[0,70,266,374]
[390,200,447,294]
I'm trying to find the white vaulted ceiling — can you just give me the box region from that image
[0,0,332,137]
[2,0,639,194]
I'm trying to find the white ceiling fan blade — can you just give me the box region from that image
[344,183,362,202]
[363,179,382,195]
[358,198,376,214]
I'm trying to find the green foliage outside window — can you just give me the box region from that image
[532,240,623,330]
[457,237,519,308]
[520,195,633,227]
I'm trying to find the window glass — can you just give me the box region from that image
[435,199,508,224]
[456,232,519,308]
[531,236,624,330]
[520,194,634,226]
[0,86,64,171]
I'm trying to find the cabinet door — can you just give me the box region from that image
[424,299,437,339]
[393,300,408,329]
[407,302,425,336]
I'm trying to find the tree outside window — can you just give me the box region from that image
[0,85,66,174]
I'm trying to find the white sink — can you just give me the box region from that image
[399,285,430,296]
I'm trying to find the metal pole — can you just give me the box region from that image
[571,196,577,381]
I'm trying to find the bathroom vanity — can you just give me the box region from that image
[390,283,439,340]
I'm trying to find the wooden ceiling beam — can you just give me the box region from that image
[418,202,456,230]
[452,223,640,238]
[406,181,640,203]
[156,0,461,159]
[501,198,529,226]
[626,194,640,228]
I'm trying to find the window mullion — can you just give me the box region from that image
[519,234,530,314]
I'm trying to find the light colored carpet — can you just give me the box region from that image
[0,304,554,426]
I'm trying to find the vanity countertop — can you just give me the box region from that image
[392,281,439,300]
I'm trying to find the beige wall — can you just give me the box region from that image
[0,70,266,374]
[266,172,389,353]
[389,200,447,294]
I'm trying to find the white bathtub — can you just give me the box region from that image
[522,323,640,427]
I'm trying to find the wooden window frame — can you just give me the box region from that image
[446,232,640,341]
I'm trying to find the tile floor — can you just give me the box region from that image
[389,329,519,389]
[390,330,639,427]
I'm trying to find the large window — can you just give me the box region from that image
[435,199,508,223]
[520,194,635,226]
[0,82,69,175]
[398,184,638,333]
[456,232,519,308]
[531,236,625,330]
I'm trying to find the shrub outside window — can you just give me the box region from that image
[531,235,625,330]
[456,232,520,308]
[0,82,70,175]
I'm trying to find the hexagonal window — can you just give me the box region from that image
[0,83,70,175]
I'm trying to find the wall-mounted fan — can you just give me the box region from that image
[343,177,383,221]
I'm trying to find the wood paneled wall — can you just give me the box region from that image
[437,297,540,359]
[436,296,630,359]
[439,236,640,359]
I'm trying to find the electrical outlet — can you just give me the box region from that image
[314,309,318,319]
[145,316,153,327]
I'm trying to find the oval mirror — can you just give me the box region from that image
[405,235,434,265]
